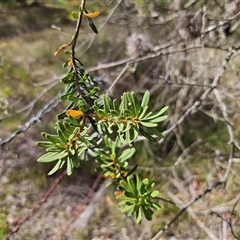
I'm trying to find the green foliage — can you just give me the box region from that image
[116,175,161,224]
[36,2,168,224]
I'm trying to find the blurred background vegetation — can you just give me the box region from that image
[1,0,240,239]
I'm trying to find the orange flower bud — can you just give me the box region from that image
[103,173,115,179]
[114,191,124,196]
[66,109,83,117]
[83,11,100,18]
[68,58,73,66]
[54,43,70,57]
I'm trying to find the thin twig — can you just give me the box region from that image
[0,93,61,146]
[107,64,129,95]
[161,45,238,138]
[71,0,86,97]
[65,172,104,233]
[5,171,66,240]
[151,44,240,240]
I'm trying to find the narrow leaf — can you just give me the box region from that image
[37,141,54,148]
[119,148,136,162]
[37,151,68,163]
[140,121,157,127]
[86,17,98,34]
[140,91,150,109]
[139,128,156,142]
[147,127,164,139]
[48,160,64,175]
[142,206,153,221]
[67,157,74,175]
[136,208,142,224]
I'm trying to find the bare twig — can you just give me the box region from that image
[5,171,66,240]
[161,45,238,138]
[65,173,105,232]
[151,44,240,240]
[167,191,219,240]
[0,93,61,146]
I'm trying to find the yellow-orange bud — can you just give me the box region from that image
[66,109,83,117]
[114,191,124,196]
[54,43,70,57]
[83,11,100,18]
[68,58,73,66]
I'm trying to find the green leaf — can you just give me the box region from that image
[138,106,149,119]
[61,71,74,84]
[119,179,133,193]
[113,99,120,112]
[37,141,54,148]
[46,146,64,152]
[119,148,136,162]
[127,92,139,116]
[136,208,142,224]
[37,151,68,163]
[149,115,168,123]
[121,204,135,213]
[140,91,150,109]
[72,11,79,19]
[86,17,98,34]
[136,175,143,193]
[142,205,153,221]
[139,128,156,142]
[150,202,161,210]
[67,157,74,175]
[142,178,149,185]
[124,191,137,198]
[147,127,164,139]
[150,190,159,198]
[140,121,157,127]
[127,177,137,195]
[142,106,168,120]
[48,159,65,175]
[157,105,168,116]
[42,133,61,144]
[120,93,128,112]
[129,124,139,143]
[67,115,79,126]
[103,95,112,113]
[57,129,67,144]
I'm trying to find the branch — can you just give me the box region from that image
[5,171,66,240]
[151,44,240,240]
[0,93,61,147]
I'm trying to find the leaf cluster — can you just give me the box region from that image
[116,175,161,224]
[36,3,168,224]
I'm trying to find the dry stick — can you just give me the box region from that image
[5,171,67,240]
[86,44,201,73]
[203,11,240,35]
[162,45,238,138]
[14,81,59,117]
[107,64,129,95]
[151,45,239,240]
[167,191,219,240]
[71,179,110,230]
[229,197,240,240]
[0,93,61,146]
[64,172,104,232]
